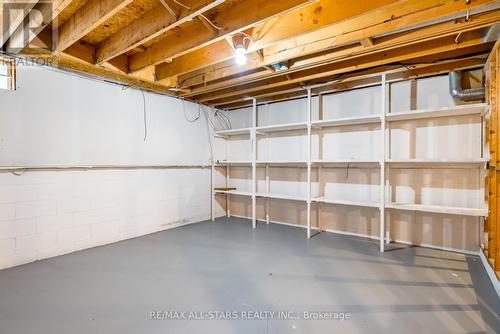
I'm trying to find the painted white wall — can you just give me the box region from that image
[0,66,210,166]
[0,64,213,270]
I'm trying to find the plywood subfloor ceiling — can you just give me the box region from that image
[1,0,499,109]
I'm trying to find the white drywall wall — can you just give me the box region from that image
[0,63,213,270]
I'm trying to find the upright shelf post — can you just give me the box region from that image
[226,164,231,218]
[266,104,270,225]
[307,88,312,238]
[252,98,257,229]
[211,161,215,221]
[266,163,270,224]
[380,74,387,252]
[384,76,391,245]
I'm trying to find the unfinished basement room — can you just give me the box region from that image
[1,0,500,333]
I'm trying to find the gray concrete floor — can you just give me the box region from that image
[0,217,499,334]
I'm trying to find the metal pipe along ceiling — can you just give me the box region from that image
[449,71,485,101]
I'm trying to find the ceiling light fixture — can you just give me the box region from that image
[234,45,247,65]
[232,35,249,66]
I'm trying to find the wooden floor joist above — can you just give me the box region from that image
[0,0,497,106]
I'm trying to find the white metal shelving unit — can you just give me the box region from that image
[211,75,489,252]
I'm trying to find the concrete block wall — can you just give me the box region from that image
[0,169,211,269]
[0,62,214,270]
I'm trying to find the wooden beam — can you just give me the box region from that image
[264,65,276,73]
[20,46,177,96]
[65,42,96,64]
[253,0,498,60]
[57,0,133,52]
[155,40,233,82]
[183,9,500,99]
[199,31,491,104]
[486,40,500,272]
[129,0,317,72]
[360,37,374,48]
[175,0,498,89]
[219,55,488,109]
[255,49,265,62]
[1,0,38,47]
[209,42,493,106]
[95,0,225,65]
[159,0,180,19]
[28,27,132,75]
[103,54,129,73]
[6,0,72,53]
[154,0,398,80]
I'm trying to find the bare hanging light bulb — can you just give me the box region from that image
[232,35,248,65]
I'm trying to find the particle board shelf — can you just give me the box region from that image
[214,127,252,136]
[312,159,380,166]
[256,122,308,133]
[256,160,308,166]
[311,114,381,128]
[386,203,487,217]
[257,193,308,202]
[385,103,487,121]
[387,159,487,168]
[214,160,253,166]
[214,190,253,197]
[312,197,380,208]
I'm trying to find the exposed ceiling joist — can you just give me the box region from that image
[10,0,497,104]
[57,0,133,52]
[175,0,498,91]
[221,55,488,110]
[360,38,374,48]
[103,54,130,73]
[201,31,492,105]
[183,9,500,100]
[129,0,317,72]
[22,30,168,94]
[95,0,225,65]
[155,0,400,81]
[155,39,232,82]
[159,0,180,19]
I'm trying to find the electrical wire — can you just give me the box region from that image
[182,98,201,122]
[204,107,218,130]
[217,109,232,129]
[203,105,231,131]
[214,110,230,129]
[173,0,224,30]
[173,0,190,9]
[200,105,214,161]
[199,14,225,31]
[239,31,256,42]
[140,90,148,141]
[173,0,224,31]
[123,84,148,141]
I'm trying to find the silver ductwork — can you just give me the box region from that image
[483,23,500,43]
[449,71,485,101]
